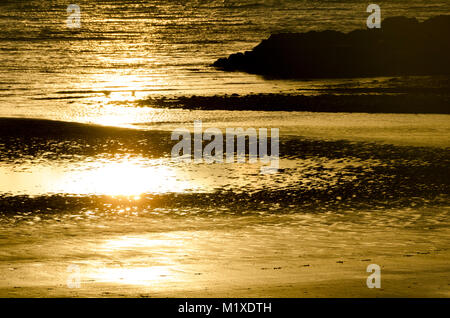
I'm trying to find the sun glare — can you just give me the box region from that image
[58,158,195,196]
[0,158,198,197]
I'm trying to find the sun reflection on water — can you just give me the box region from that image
[59,159,183,196]
[0,157,199,197]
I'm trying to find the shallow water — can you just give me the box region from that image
[0,1,449,296]
[1,0,450,122]
[0,116,448,297]
[0,118,448,219]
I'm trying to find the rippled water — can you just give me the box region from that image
[1,0,450,121]
[0,1,449,296]
[0,118,448,218]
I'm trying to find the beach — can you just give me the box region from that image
[0,118,449,297]
[1,199,449,298]
[0,0,449,299]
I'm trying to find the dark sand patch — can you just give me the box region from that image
[137,93,450,114]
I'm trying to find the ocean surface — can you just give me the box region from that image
[0,0,450,122]
[0,1,449,296]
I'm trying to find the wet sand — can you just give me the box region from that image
[1,1,450,300]
[1,213,449,298]
[0,118,448,298]
[136,76,450,114]
[138,91,450,114]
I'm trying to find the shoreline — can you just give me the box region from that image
[137,93,450,114]
[0,116,448,299]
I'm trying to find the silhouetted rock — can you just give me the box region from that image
[213,16,450,78]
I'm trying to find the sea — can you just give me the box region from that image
[0,0,449,296]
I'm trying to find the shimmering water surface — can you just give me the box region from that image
[1,0,450,122]
[0,1,449,296]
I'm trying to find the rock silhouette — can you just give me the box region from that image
[213,16,450,78]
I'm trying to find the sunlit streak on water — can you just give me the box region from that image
[0,158,199,196]
[1,0,449,123]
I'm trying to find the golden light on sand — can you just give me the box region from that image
[91,235,184,286]
[74,102,159,128]
[94,266,175,286]
[102,237,181,250]
[88,106,142,127]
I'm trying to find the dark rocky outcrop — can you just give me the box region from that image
[213,16,450,78]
